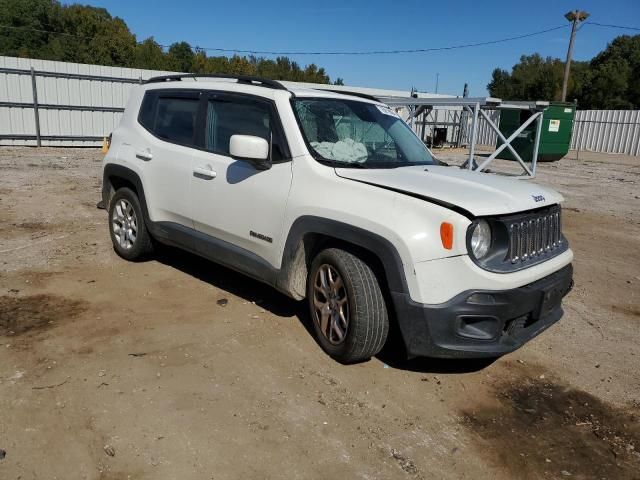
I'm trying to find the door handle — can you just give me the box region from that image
[193,167,217,179]
[135,150,153,161]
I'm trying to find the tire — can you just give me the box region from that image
[108,187,154,261]
[307,248,389,363]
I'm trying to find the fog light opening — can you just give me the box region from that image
[466,293,496,305]
[457,316,500,340]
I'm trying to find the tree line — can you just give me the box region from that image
[0,0,343,85]
[488,35,640,109]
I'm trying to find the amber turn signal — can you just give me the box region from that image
[440,222,454,250]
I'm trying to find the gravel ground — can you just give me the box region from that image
[0,147,638,480]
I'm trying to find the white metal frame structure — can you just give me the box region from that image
[380,96,549,178]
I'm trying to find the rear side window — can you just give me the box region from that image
[138,92,199,147]
[138,93,156,130]
[205,98,286,161]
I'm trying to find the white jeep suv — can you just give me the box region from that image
[102,74,573,363]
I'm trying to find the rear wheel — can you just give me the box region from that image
[108,187,154,261]
[307,248,389,363]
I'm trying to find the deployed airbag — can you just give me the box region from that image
[310,138,368,163]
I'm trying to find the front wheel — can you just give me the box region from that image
[307,248,389,363]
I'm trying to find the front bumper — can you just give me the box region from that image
[392,264,573,358]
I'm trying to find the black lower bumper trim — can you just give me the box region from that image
[392,264,573,359]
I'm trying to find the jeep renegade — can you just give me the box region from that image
[102,74,573,363]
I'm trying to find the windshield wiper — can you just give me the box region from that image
[363,161,431,169]
[319,159,368,169]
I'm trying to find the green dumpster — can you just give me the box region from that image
[496,102,575,162]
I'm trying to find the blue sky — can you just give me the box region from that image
[84,0,639,96]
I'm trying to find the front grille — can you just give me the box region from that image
[508,209,562,264]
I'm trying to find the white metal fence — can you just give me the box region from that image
[570,110,640,156]
[1,56,639,155]
[0,56,175,146]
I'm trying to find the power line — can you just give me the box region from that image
[585,22,640,31]
[166,25,570,55]
[0,23,569,56]
[0,24,95,41]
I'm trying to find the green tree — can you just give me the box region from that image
[487,35,640,109]
[0,0,339,84]
[508,54,564,100]
[228,54,256,75]
[584,57,632,109]
[583,35,640,109]
[191,49,208,73]
[564,61,592,103]
[205,55,230,74]
[487,68,513,99]
[134,37,166,70]
[302,63,330,83]
[0,0,60,58]
[52,4,136,66]
[166,41,194,72]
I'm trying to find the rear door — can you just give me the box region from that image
[190,92,293,267]
[135,89,201,227]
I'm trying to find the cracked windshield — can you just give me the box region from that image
[294,98,436,168]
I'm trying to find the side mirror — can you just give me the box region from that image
[229,134,271,170]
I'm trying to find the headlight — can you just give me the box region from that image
[470,220,492,259]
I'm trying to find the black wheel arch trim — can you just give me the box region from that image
[102,164,150,220]
[280,216,410,295]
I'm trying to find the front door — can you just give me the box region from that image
[190,92,292,267]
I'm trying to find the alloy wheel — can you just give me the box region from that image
[111,199,138,250]
[312,264,349,345]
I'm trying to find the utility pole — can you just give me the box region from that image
[561,9,589,102]
[435,73,439,94]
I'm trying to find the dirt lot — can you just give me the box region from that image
[0,147,639,480]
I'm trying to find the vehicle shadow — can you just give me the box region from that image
[154,245,316,333]
[155,245,498,375]
[376,337,498,374]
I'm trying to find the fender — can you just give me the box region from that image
[279,216,409,295]
[102,163,150,220]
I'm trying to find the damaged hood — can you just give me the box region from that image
[335,165,564,217]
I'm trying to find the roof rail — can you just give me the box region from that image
[318,89,380,102]
[144,73,289,91]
